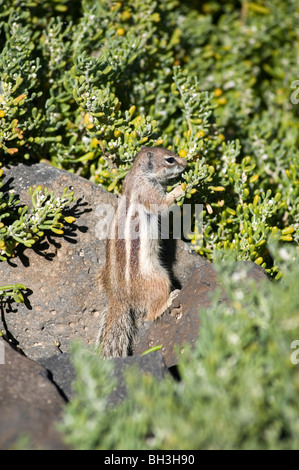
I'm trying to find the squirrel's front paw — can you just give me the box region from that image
[170,185,184,200]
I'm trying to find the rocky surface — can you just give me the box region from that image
[0,162,269,449]
[1,162,112,360]
[109,350,170,406]
[0,337,67,450]
[39,349,169,405]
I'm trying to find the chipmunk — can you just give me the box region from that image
[98,146,187,358]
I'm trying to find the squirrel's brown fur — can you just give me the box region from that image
[98,147,187,358]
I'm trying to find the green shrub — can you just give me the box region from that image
[0,0,298,277]
[0,163,75,300]
[61,245,299,450]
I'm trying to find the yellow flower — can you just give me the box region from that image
[196,130,205,139]
[84,113,94,129]
[214,88,223,97]
[6,148,19,155]
[216,97,227,106]
[117,28,125,36]
[281,227,294,235]
[121,11,131,21]
[64,216,76,224]
[249,174,259,183]
[13,94,26,105]
[91,137,99,147]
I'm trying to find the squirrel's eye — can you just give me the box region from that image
[165,157,175,164]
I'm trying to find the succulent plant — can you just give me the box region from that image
[1,0,297,278]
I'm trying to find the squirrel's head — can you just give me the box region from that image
[136,147,187,183]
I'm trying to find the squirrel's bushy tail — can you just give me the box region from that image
[97,307,138,358]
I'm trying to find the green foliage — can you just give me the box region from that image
[0,165,75,261]
[0,8,43,158]
[0,0,298,277]
[60,342,117,450]
[0,283,26,303]
[0,164,75,299]
[61,246,299,450]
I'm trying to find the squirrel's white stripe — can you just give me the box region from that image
[109,216,117,289]
[139,208,160,276]
[124,200,135,288]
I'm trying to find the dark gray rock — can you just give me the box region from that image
[39,350,170,408]
[0,162,114,360]
[108,350,170,407]
[0,338,67,450]
[39,353,76,401]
